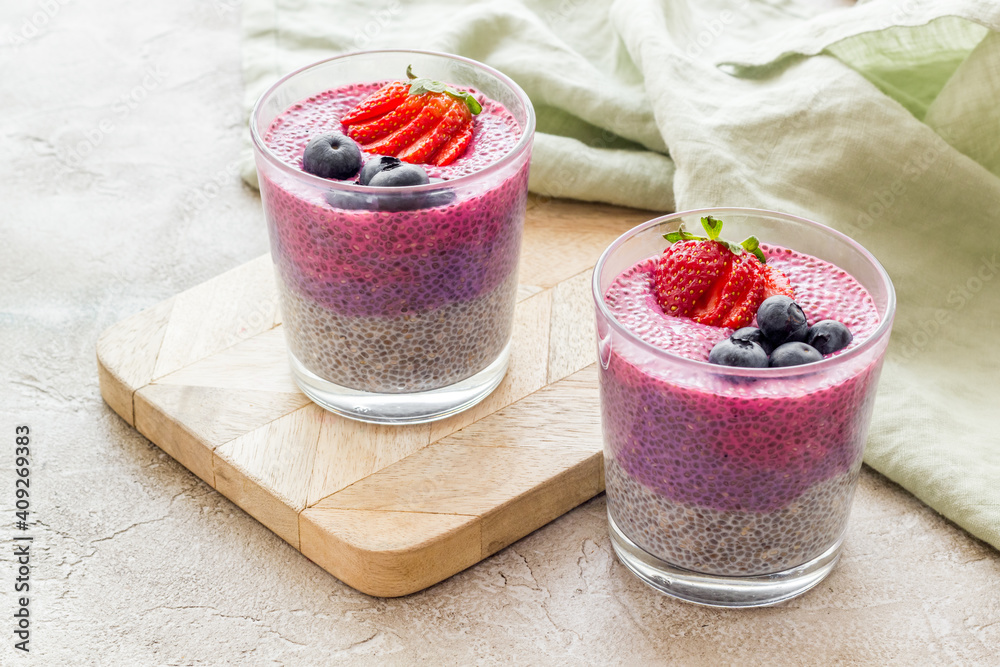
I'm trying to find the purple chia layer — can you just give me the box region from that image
[601,351,881,513]
[264,165,528,319]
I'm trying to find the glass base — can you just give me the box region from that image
[289,342,510,425]
[608,510,842,608]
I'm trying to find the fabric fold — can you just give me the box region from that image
[716,0,1000,73]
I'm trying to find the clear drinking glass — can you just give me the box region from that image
[592,208,895,607]
[250,50,535,424]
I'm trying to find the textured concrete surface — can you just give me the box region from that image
[1,1,999,664]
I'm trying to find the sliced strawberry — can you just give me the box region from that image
[340,81,410,125]
[345,94,426,145]
[654,216,790,330]
[653,240,728,316]
[762,264,795,299]
[429,120,473,166]
[365,96,450,155]
[399,99,468,164]
[339,67,481,165]
[720,255,766,329]
[689,252,764,328]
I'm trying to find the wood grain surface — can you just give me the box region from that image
[97,196,654,597]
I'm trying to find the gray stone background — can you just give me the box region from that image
[1,0,998,664]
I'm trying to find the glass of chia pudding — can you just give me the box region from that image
[593,208,895,607]
[250,51,534,424]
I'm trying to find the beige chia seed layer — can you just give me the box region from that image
[279,271,517,394]
[606,456,859,577]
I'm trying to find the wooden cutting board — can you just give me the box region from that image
[97,196,653,597]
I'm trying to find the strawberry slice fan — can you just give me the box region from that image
[341,65,483,167]
[653,216,795,329]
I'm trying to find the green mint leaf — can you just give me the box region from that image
[404,68,483,115]
[720,240,744,255]
[460,93,483,115]
[663,225,707,244]
[667,217,774,268]
[740,236,767,264]
[408,79,434,96]
[700,216,723,240]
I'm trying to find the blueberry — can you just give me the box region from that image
[769,342,823,367]
[730,327,774,355]
[325,159,453,211]
[806,320,853,355]
[377,188,454,212]
[368,162,429,187]
[323,191,377,210]
[302,133,362,180]
[358,155,402,185]
[324,176,455,212]
[708,338,769,368]
[756,295,808,346]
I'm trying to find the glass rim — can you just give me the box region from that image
[591,207,897,378]
[249,49,536,195]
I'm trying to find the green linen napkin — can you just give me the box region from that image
[240,0,1000,550]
